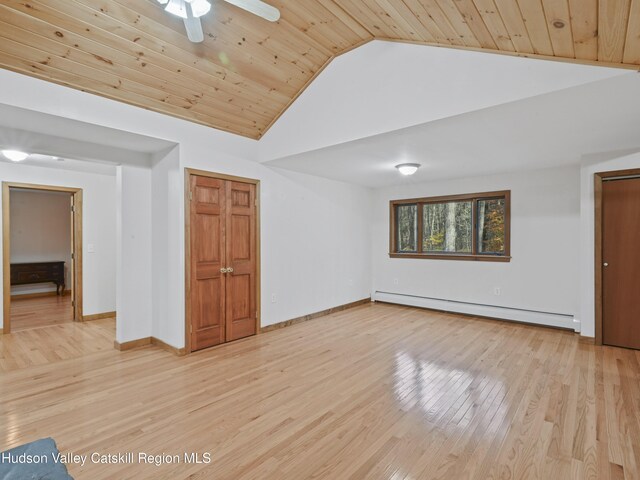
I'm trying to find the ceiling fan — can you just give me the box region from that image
[157,0,281,43]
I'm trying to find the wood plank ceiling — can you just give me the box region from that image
[0,0,638,139]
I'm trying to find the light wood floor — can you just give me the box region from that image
[1,303,640,479]
[0,317,115,373]
[10,294,74,331]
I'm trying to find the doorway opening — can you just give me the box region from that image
[594,168,640,349]
[2,182,82,333]
[185,168,260,354]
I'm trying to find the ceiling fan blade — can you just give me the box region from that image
[183,15,204,43]
[223,0,280,22]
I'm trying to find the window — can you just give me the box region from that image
[395,204,417,252]
[390,191,510,261]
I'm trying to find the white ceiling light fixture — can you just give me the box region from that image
[395,163,420,176]
[2,150,30,162]
[157,0,280,43]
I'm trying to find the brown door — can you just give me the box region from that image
[190,175,257,351]
[225,181,257,341]
[190,176,227,350]
[602,177,640,350]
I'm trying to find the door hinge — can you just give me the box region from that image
[190,324,193,333]
[189,190,193,201]
[71,205,75,212]
[71,253,74,259]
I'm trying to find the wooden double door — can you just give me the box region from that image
[189,174,258,351]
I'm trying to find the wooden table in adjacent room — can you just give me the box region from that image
[10,261,65,295]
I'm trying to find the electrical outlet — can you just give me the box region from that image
[494,287,501,296]
[87,243,95,253]
[392,278,399,285]
[271,294,277,303]
[348,279,354,286]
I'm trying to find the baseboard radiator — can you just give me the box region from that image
[374,291,579,333]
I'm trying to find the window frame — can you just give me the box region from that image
[389,190,511,262]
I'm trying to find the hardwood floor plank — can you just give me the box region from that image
[9,294,74,331]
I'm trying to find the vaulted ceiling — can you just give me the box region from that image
[0,0,638,139]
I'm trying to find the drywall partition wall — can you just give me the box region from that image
[0,162,116,330]
[372,166,581,330]
[257,168,371,325]
[151,146,183,346]
[579,151,640,338]
[10,189,72,295]
[116,164,152,344]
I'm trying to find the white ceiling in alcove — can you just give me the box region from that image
[0,153,117,176]
[0,103,176,169]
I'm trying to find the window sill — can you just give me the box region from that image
[389,253,511,262]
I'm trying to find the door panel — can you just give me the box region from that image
[228,274,254,339]
[225,181,257,342]
[192,278,224,350]
[195,214,221,264]
[195,182,220,204]
[190,176,226,351]
[230,215,251,260]
[602,178,640,350]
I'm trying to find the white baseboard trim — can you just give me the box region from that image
[374,291,579,332]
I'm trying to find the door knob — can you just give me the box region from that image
[220,267,228,273]
[227,267,234,273]
[603,262,609,267]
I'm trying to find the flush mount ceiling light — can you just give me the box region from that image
[2,150,29,162]
[395,163,421,176]
[157,0,280,43]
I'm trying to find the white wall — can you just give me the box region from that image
[116,165,152,343]
[0,162,116,328]
[10,190,72,295]
[259,169,371,325]
[372,166,581,325]
[151,146,183,346]
[579,151,640,337]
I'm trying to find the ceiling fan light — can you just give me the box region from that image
[165,0,188,18]
[395,163,420,176]
[2,150,29,162]
[189,0,211,18]
[156,0,169,4]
